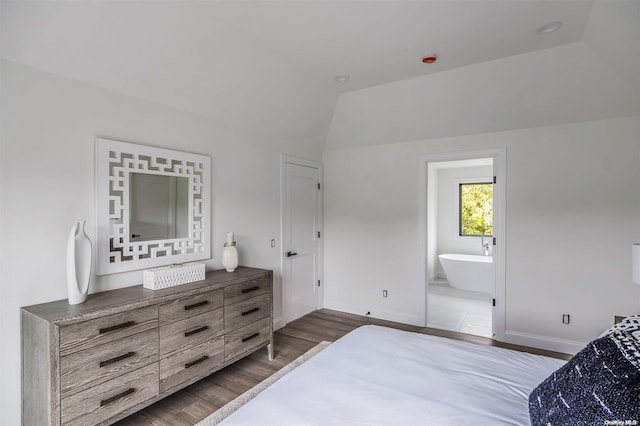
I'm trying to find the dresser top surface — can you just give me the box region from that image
[22,266,272,324]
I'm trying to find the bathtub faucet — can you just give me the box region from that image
[481,237,490,256]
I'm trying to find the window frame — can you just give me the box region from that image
[458,181,494,237]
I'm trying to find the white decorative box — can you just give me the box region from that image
[143,262,206,290]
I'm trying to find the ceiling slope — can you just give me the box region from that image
[0,1,338,144]
[325,0,639,149]
[211,0,594,92]
[326,42,640,149]
[1,1,637,149]
[582,0,640,93]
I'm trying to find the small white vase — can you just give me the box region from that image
[222,243,238,272]
[67,220,91,305]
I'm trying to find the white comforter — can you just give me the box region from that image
[220,325,565,425]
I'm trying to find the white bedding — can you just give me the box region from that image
[219,325,565,425]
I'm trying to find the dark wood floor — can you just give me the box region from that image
[116,309,570,425]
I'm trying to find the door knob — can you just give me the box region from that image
[286,251,298,257]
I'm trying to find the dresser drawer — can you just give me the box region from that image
[224,317,270,360]
[224,277,271,305]
[61,328,158,397]
[159,337,224,392]
[61,363,159,426]
[59,305,158,356]
[159,289,223,326]
[160,308,223,357]
[224,293,270,332]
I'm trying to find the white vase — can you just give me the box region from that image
[222,244,238,272]
[67,220,91,305]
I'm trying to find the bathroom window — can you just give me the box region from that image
[459,182,493,236]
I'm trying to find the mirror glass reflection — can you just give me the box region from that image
[129,173,189,242]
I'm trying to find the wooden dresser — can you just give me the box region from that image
[21,267,273,426]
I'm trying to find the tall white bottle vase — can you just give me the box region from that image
[67,220,91,305]
[222,243,238,272]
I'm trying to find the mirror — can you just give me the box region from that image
[96,138,211,275]
[129,173,189,242]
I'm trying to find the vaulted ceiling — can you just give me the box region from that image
[2,1,638,147]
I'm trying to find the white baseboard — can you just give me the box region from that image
[503,330,585,355]
[312,302,583,355]
[323,300,425,327]
[273,316,286,331]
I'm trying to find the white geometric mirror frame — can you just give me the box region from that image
[96,138,211,275]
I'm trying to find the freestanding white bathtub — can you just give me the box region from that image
[438,253,493,293]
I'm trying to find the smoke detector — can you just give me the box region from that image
[422,55,437,64]
[538,21,562,34]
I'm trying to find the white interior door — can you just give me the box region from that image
[283,160,321,323]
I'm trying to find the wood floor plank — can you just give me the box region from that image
[116,308,570,425]
[277,320,346,342]
[152,389,216,417]
[275,325,326,343]
[173,398,220,425]
[273,332,319,355]
[112,414,147,426]
[226,357,280,382]
[307,310,370,327]
[183,380,239,409]
[121,404,193,426]
[239,352,289,372]
[292,315,359,333]
[204,367,261,394]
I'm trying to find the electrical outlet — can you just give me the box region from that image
[383,290,388,298]
[562,314,570,324]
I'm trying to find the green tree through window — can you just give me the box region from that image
[459,183,493,236]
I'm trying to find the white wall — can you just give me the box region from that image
[0,60,323,425]
[435,165,493,279]
[323,116,640,354]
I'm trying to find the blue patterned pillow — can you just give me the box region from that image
[529,329,640,425]
[603,315,640,338]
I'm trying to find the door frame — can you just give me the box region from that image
[418,148,506,341]
[280,154,324,326]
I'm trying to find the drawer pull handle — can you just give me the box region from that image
[241,307,260,316]
[185,355,209,369]
[99,321,135,334]
[100,388,135,406]
[184,326,209,337]
[184,300,209,311]
[242,332,260,343]
[99,351,135,368]
[241,286,260,294]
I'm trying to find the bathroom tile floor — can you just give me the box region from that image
[427,284,492,338]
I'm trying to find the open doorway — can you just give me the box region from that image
[428,158,493,337]
[420,149,505,340]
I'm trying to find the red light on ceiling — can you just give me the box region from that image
[422,55,437,64]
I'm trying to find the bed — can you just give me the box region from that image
[206,320,640,425]
[215,325,566,425]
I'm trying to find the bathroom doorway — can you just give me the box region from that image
[419,149,505,340]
